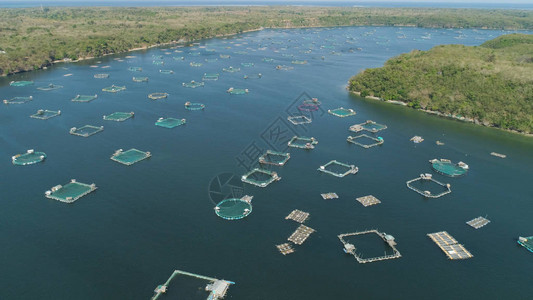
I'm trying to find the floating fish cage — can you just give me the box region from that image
[288,224,315,245]
[110,148,151,166]
[318,160,358,177]
[227,87,248,95]
[430,159,469,177]
[338,230,401,263]
[321,192,339,200]
[241,168,281,188]
[518,236,533,253]
[152,55,163,59]
[93,73,109,79]
[276,243,295,255]
[241,62,254,67]
[220,54,231,59]
[349,120,387,133]
[148,92,169,100]
[159,69,174,74]
[291,60,308,65]
[184,102,205,111]
[72,94,97,102]
[276,65,294,71]
[214,196,253,220]
[347,134,384,148]
[328,107,356,118]
[45,179,97,203]
[285,209,309,224]
[12,149,46,166]
[356,195,381,207]
[128,66,142,72]
[298,103,319,112]
[223,66,240,73]
[202,73,219,81]
[132,76,149,82]
[244,73,262,79]
[234,51,247,55]
[152,269,234,300]
[102,85,126,93]
[103,112,134,122]
[10,80,33,87]
[406,173,451,198]
[3,96,33,104]
[287,115,312,125]
[69,125,104,137]
[302,98,321,106]
[189,62,203,67]
[427,231,473,260]
[466,216,490,229]
[37,83,63,91]
[155,117,186,129]
[152,60,164,65]
[31,109,61,120]
[259,150,290,166]
[262,58,274,62]
[188,51,200,56]
[205,58,218,63]
[182,81,204,88]
[410,136,424,143]
[288,136,318,149]
[173,56,184,61]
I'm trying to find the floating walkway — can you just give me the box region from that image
[110,148,151,166]
[328,107,356,118]
[3,96,32,104]
[285,209,309,224]
[347,134,384,148]
[349,120,387,133]
[259,150,290,166]
[185,102,205,111]
[31,109,61,120]
[318,160,358,177]
[241,168,280,188]
[288,224,315,245]
[152,269,234,300]
[288,136,317,149]
[102,85,126,93]
[70,125,104,137]
[406,174,451,198]
[518,236,533,253]
[427,231,473,260]
[430,159,468,177]
[287,115,312,125]
[72,94,97,102]
[103,112,134,122]
[12,149,46,166]
[321,193,338,200]
[338,230,401,263]
[45,179,97,203]
[214,195,253,220]
[356,195,381,207]
[276,243,295,255]
[37,83,63,91]
[466,216,490,229]
[155,118,186,129]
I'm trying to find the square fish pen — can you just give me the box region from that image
[349,120,387,133]
[406,174,451,198]
[37,84,63,91]
[155,118,186,129]
[45,179,97,203]
[31,109,61,120]
[12,149,46,165]
[70,125,104,137]
[328,107,356,117]
[356,195,381,207]
[241,168,280,187]
[347,134,384,148]
[3,96,33,104]
[110,148,151,166]
[102,85,126,93]
[427,231,473,260]
[152,269,234,300]
[259,150,290,166]
[72,94,97,102]
[338,230,401,263]
[285,210,310,223]
[318,160,358,177]
[103,112,134,122]
[202,73,219,81]
[288,224,315,245]
[466,216,490,229]
[287,115,312,125]
[288,136,317,149]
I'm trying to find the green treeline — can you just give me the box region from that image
[0,6,532,75]
[349,34,533,133]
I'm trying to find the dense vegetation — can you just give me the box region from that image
[1,6,532,75]
[349,34,533,133]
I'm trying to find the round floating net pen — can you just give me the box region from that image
[291,60,308,65]
[220,54,230,59]
[244,73,262,79]
[184,102,205,111]
[173,56,184,61]
[303,98,321,106]
[430,159,468,177]
[72,94,97,102]
[37,83,63,91]
[153,60,164,65]
[10,80,33,87]
[190,62,203,67]
[102,85,126,93]
[3,96,32,104]
[128,67,142,72]
[276,65,294,71]
[148,93,168,100]
[262,58,274,62]
[182,81,204,88]
[241,62,254,67]
[132,76,148,82]
[202,73,219,81]
[215,197,253,220]
[159,70,174,74]
[12,149,46,165]
[205,58,218,63]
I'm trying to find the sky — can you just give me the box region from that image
[13,0,533,3]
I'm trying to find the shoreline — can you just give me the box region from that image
[350,90,533,137]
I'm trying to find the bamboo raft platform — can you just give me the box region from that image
[338,230,401,263]
[276,243,295,255]
[152,269,234,300]
[427,231,473,260]
[285,209,310,224]
[321,193,339,200]
[466,216,490,229]
[356,195,381,207]
[288,225,315,245]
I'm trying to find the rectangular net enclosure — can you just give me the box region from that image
[288,136,317,149]
[72,94,97,102]
[12,149,46,166]
[427,231,473,260]
[288,225,315,245]
[338,230,401,263]
[347,134,384,149]
[3,96,32,104]
[151,269,235,300]
[241,168,281,187]
[318,160,358,177]
[349,120,387,133]
[220,54,231,59]
[285,209,310,223]
[93,74,109,79]
[155,117,186,129]
[103,112,134,122]
[287,115,312,125]
[276,65,294,71]
[37,83,63,91]
[69,125,104,137]
[244,73,262,79]
[148,93,168,100]
[102,85,126,93]
[202,73,219,81]
[110,148,151,166]
[30,109,61,120]
[259,150,290,166]
[328,107,356,117]
[44,179,97,203]
[10,80,33,87]
[132,76,148,82]
[466,216,490,229]
[173,56,184,60]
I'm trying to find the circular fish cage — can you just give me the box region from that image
[214,198,252,220]
[148,93,168,100]
[298,103,319,112]
[184,102,205,111]
[430,159,468,177]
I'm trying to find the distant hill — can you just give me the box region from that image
[349,34,533,134]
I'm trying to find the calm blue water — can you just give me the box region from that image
[1,27,532,299]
